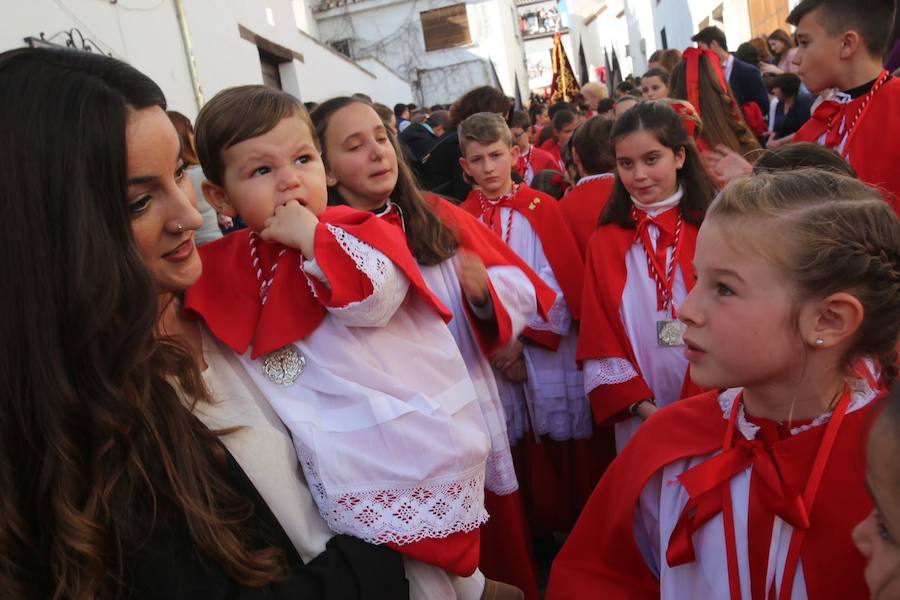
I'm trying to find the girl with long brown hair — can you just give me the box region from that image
[0,47,406,599]
[669,48,761,158]
[312,96,555,600]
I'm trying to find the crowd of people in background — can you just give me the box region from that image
[4,0,900,599]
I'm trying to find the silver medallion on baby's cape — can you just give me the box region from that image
[263,344,306,386]
[657,319,687,347]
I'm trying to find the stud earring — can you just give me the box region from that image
[176,223,184,233]
[815,338,825,347]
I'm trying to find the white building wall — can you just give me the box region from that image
[315,0,528,106]
[568,0,634,85]
[1,0,412,120]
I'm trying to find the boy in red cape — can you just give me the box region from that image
[790,0,900,214]
[457,112,592,532]
[186,85,495,595]
[509,110,559,185]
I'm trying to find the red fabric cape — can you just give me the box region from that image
[426,194,557,355]
[538,137,563,166]
[515,145,560,179]
[794,76,900,215]
[577,217,701,424]
[558,177,616,257]
[459,184,585,322]
[184,205,451,359]
[546,391,873,599]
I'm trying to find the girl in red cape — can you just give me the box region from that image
[578,101,717,453]
[310,97,555,600]
[549,169,900,599]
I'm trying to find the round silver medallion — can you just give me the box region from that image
[262,345,305,386]
[657,319,687,347]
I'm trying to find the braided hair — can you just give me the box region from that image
[710,169,900,384]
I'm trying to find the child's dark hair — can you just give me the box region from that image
[531,170,568,200]
[788,0,894,57]
[195,85,308,186]
[597,97,616,113]
[310,97,458,266]
[552,109,577,132]
[711,169,900,384]
[509,110,531,131]
[449,86,511,128]
[572,116,615,175]
[669,53,760,156]
[753,142,857,177]
[601,102,716,228]
[528,102,547,125]
[641,67,670,85]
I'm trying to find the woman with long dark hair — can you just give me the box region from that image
[0,47,406,599]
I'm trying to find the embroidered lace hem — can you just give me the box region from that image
[485,448,519,496]
[584,358,639,391]
[527,298,571,333]
[300,449,489,546]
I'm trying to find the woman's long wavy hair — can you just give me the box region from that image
[601,101,716,229]
[669,53,761,157]
[311,96,458,265]
[0,48,285,599]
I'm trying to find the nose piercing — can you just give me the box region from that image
[176,223,184,233]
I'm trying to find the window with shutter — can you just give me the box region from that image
[420,4,472,52]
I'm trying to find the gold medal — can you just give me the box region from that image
[657,319,686,347]
[262,344,306,386]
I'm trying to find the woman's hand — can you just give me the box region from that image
[456,251,490,307]
[260,201,319,259]
[704,145,754,185]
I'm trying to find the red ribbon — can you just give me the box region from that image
[632,207,682,313]
[682,48,727,119]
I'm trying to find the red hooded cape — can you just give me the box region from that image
[184,205,451,359]
[547,391,873,599]
[426,194,557,356]
[578,217,701,424]
[558,176,616,257]
[794,75,900,216]
[460,184,585,351]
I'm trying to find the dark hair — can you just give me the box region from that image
[509,110,531,130]
[670,53,761,156]
[426,109,451,129]
[528,101,548,124]
[659,49,683,73]
[752,142,857,176]
[616,80,637,95]
[641,67,670,85]
[531,170,568,199]
[352,92,373,102]
[449,86,511,128]
[734,42,760,65]
[711,169,900,384]
[572,116,616,175]
[601,102,716,228]
[691,26,729,50]
[787,0,894,56]
[648,49,664,64]
[552,109,577,132]
[597,97,616,113]
[772,72,803,98]
[548,100,576,119]
[393,102,409,118]
[311,97,458,265]
[372,102,396,128]
[0,47,285,598]
[768,29,796,64]
[167,110,199,166]
[195,85,308,186]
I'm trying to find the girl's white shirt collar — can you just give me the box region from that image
[631,186,683,217]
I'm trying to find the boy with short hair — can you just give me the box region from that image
[509,110,558,185]
[457,112,586,441]
[457,112,589,534]
[187,85,500,599]
[790,0,900,212]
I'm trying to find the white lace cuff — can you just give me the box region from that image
[583,358,639,394]
[310,224,409,326]
[527,296,571,333]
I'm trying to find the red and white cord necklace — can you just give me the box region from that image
[479,184,519,244]
[249,231,286,305]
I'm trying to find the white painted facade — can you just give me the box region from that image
[567,0,798,87]
[1,0,414,120]
[314,0,530,106]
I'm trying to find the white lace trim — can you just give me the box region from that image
[576,172,615,187]
[584,358,640,393]
[308,225,407,326]
[485,448,519,496]
[527,297,571,333]
[717,378,878,440]
[300,448,489,546]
